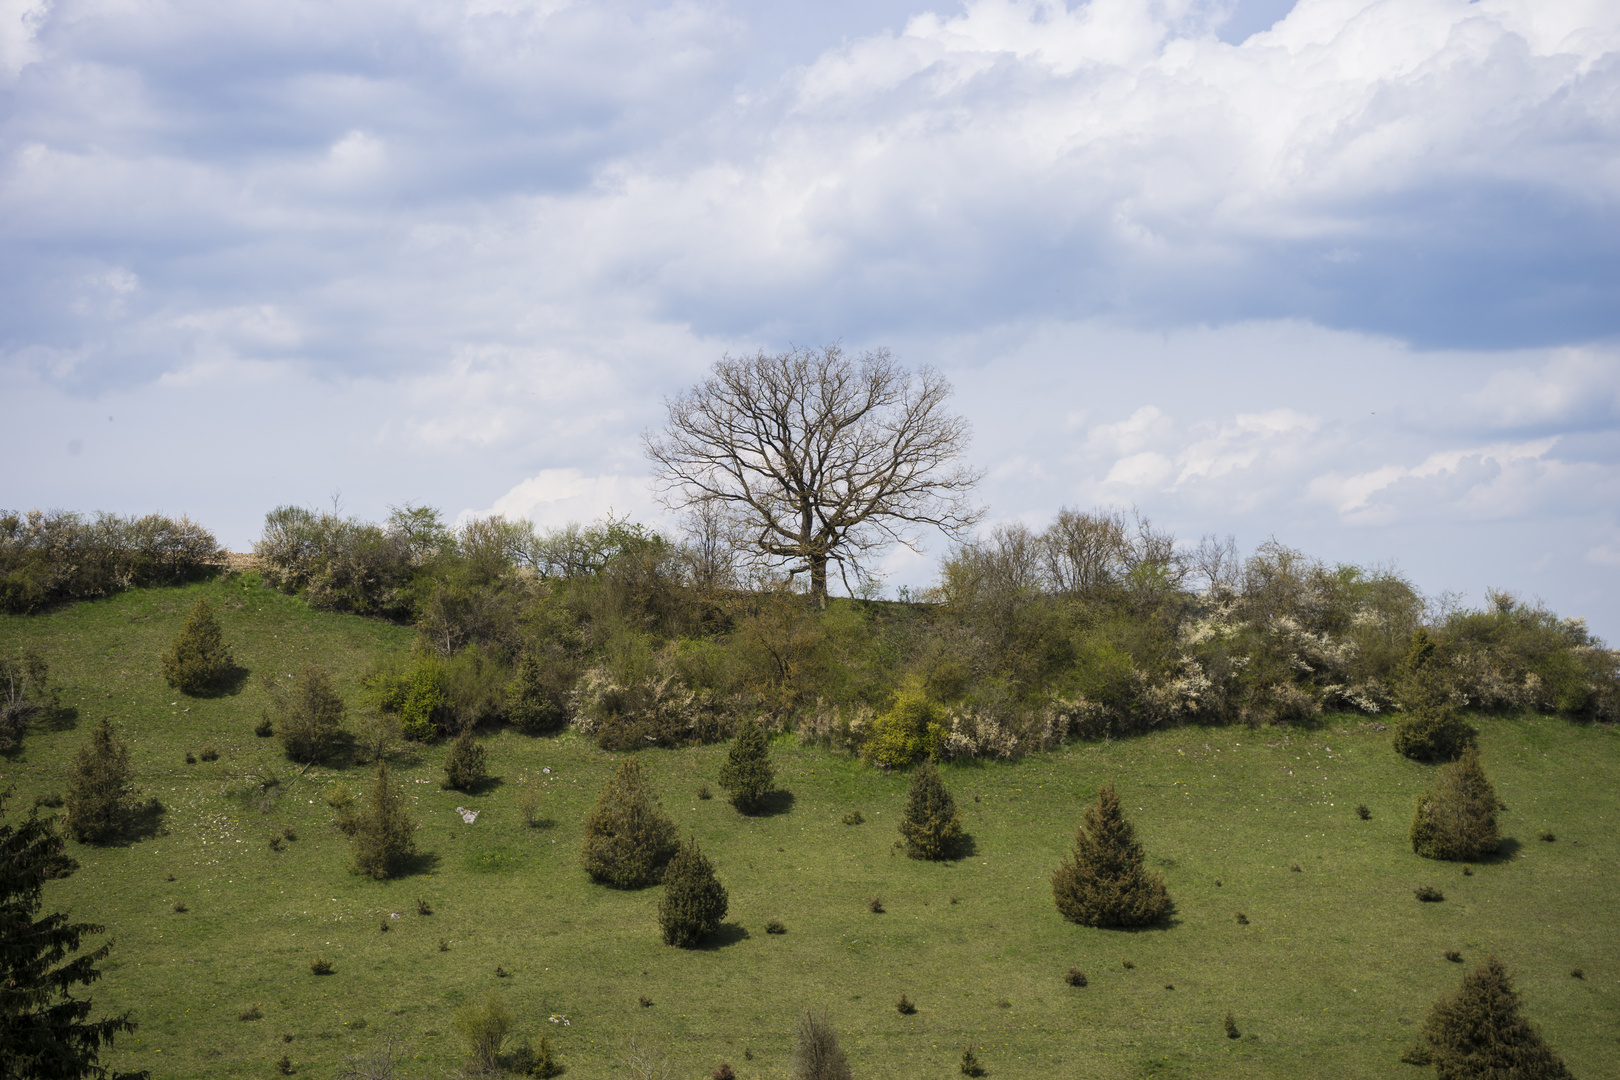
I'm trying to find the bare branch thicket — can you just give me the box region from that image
[1192,532,1240,598]
[645,345,982,605]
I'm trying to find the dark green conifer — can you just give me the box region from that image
[268,662,346,764]
[65,718,137,845]
[1421,955,1572,1079]
[1392,629,1473,762]
[160,598,235,693]
[580,757,679,888]
[899,759,967,860]
[657,835,729,947]
[1411,747,1501,861]
[506,651,564,734]
[441,727,488,792]
[1051,782,1173,928]
[717,718,775,813]
[351,761,417,879]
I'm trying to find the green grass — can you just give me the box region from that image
[2,578,1617,1078]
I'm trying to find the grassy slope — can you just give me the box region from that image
[1,578,1615,1079]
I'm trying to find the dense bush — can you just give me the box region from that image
[790,1009,851,1080]
[1420,956,1571,1078]
[1411,749,1501,861]
[266,663,347,764]
[452,994,513,1073]
[580,758,679,888]
[441,728,488,792]
[1,508,224,613]
[506,648,568,733]
[161,598,236,693]
[717,718,774,812]
[1,649,57,753]
[65,718,139,844]
[254,505,422,619]
[863,686,947,767]
[350,762,417,879]
[657,835,729,947]
[1392,630,1475,762]
[1052,782,1173,928]
[899,760,966,860]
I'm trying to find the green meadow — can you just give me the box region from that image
[2,575,1616,1079]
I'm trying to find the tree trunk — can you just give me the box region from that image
[809,554,828,609]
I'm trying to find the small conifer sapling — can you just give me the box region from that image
[1051,782,1174,928]
[658,835,729,947]
[441,727,488,791]
[161,597,236,693]
[718,718,776,813]
[350,761,417,880]
[1420,955,1572,1078]
[580,758,679,888]
[1411,748,1501,861]
[65,717,138,844]
[899,759,967,860]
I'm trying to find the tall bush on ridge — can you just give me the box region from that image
[441,727,488,792]
[351,761,417,879]
[160,598,235,693]
[899,759,966,860]
[658,835,729,947]
[2,508,222,614]
[1420,955,1571,1079]
[580,758,679,888]
[65,718,138,845]
[717,718,774,813]
[266,663,346,764]
[0,793,147,1080]
[1051,782,1173,928]
[790,1008,852,1080]
[1392,629,1473,762]
[1411,748,1501,861]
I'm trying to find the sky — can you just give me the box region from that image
[2,0,1618,638]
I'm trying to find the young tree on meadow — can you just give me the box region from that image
[644,345,983,606]
[266,662,346,765]
[441,727,488,792]
[1392,629,1474,762]
[1051,782,1173,928]
[350,761,417,880]
[65,719,138,845]
[899,759,966,860]
[657,835,729,947]
[1411,747,1502,861]
[789,1008,852,1080]
[580,758,679,888]
[1421,955,1571,1079]
[160,597,235,693]
[717,718,774,813]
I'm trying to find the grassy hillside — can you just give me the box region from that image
[2,576,1616,1079]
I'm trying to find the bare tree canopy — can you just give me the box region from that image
[644,345,983,604]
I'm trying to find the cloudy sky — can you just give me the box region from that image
[3,0,1618,636]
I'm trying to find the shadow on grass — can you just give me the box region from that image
[746,788,796,817]
[693,922,751,951]
[445,774,504,797]
[1474,836,1523,864]
[389,850,442,879]
[184,664,252,699]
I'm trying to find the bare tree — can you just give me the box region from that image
[644,345,982,606]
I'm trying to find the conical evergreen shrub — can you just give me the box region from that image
[789,1008,852,1080]
[1392,629,1473,762]
[268,662,346,764]
[506,650,565,734]
[580,757,679,888]
[658,835,729,947]
[1421,955,1572,1079]
[65,717,137,844]
[351,761,417,879]
[1411,748,1501,861]
[717,718,775,813]
[161,597,236,693]
[441,727,488,791]
[1051,782,1174,928]
[899,759,967,860]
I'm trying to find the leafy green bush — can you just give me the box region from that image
[1,508,224,613]
[1411,748,1501,861]
[1051,782,1173,928]
[580,758,679,888]
[1420,956,1571,1078]
[441,728,488,792]
[717,718,774,812]
[657,835,729,947]
[350,763,417,880]
[65,718,138,844]
[266,663,347,764]
[863,686,947,767]
[452,993,513,1073]
[161,598,236,693]
[899,759,966,860]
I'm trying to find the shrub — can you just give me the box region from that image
[960,1047,985,1076]
[1236,913,1248,925]
[1538,830,1556,842]
[506,649,567,734]
[658,835,729,947]
[184,751,196,765]
[171,901,186,913]
[790,1008,852,1080]
[452,993,513,1073]
[638,994,653,1007]
[1,509,223,612]
[765,918,786,934]
[1411,748,1501,861]
[350,762,417,880]
[1290,863,1301,873]
[1356,803,1371,820]
[239,1005,263,1021]
[868,896,884,913]
[254,717,274,737]
[899,759,967,860]
[1462,865,1473,876]
[712,1064,735,1080]
[441,727,488,791]
[1445,950,1462,962]
[0,649,55,753]
[717,718,775,813]
[337,1035,412,1080]
[1415,885,1445,902]
[417,898,432,915]
[842,810,864,826]
[896,994,915,1014]
[528,1033,563,1078]
[1570,968,1583,979]
[697,784,712,801]
[198,742,218,762]
[1420,955,1572,1078]
[268,663,347,765]
[1392,630,1473,762]
[161,598,236,693]
[396,658,451,741]
[277,1053,294,1074]
[311,956,333,975]
[517,788,542,827]
[1051,782,1174,928]
[1400,1043,1433,1066]
[65,717,138,844]
[580,758,679,889]
[1224,1012,1240,1039]
[862,686,947,767]
[1066,968,1087,987]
